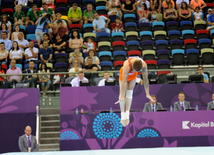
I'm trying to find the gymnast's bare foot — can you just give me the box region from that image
[121,120,127,127]
[125,119,130,126]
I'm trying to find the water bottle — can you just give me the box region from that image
[13,83,15,89]
[170,105,173,112]
[196,105,198,111]
[81,108,84,114]
[75,108,78,114]
[110,107,113,113]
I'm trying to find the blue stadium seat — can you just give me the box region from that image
[100,61,113,70]
[198,39,212,49]
[127,41,140,51]
[99,51,112,62]
[96,6,107,14]
[83,23,93,33]
[182,30,195,40]
[186,49,199,65]
[24,63,38,69]
[54,63,68,72]
[140,31,152,41]
[141,40,154,50]
[113,51,126,61]
[157,50,170,60]
[172,49,185,66]
[155,40,168,50]
[168,30,180,40]
[97,32,110,41]
[9,64,22,70]
[170,39,183,50]
[166,21,178,31]
[124,14,136,23]
[27,25,37,34]
[152,21,165,31]
[157,59,171,69]
[180,21,192,30]
[26,34,37,41]
[139,22,151,31]
[111,32,124,41]
[125,22,137,31]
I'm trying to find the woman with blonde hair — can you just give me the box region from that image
[14,5,25,26]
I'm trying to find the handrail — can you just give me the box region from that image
[36,106,40,145]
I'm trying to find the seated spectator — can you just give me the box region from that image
[138,3,150,23]
[38,62,51,97]
[68,3,83,26]
[14,5,25,26]
[93,13,110,35]
[69,49,84,68]
[83,57,99,71]
[111,17,123,32]
[12,25,22,41]
[151,9,159,22]
[207,8,214,31]
[176,0,189,10]
[4,60,22,88]
[207,93,214,110]
[23,60,38,88]
[53,20,69,41]
[40,33,53,48]
[143,95,163,112]
[98,71,115,86]
[69,30,83,52]
[53,13,67,28]
[174,92,191,111]
[150,0,162,13]
[85,49,100,66]
[70,71,88,87]
[122,0,136,14]
[69,59,82,77]
[53,34,66,54]
[0,64,5,86]
[116,5,123,20]
[0,32,12,51]
[40,3,55,22]
[83,37,95,53]
[25,41,39,64]
[0,23,10,39]
[163,0,175,10]
[40,40,53,63]
[9,41,23,64]
[42,0,54,5]
[83,4,96,24]
[197,66,209,83]
[136,0,150,11]
[35,13,51,47]
[164,2,178,22]
[207,8,213,22]
[25,4,40,28]
[0,42,9,65]
[178,2,191,21]
[190,0,206,12]
[15,32,29,51]
[194,6,203,21]
[0,15,12,32]
[106,0,121,16]
[14,0,33,6]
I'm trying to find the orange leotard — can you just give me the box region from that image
[119,57,143,82]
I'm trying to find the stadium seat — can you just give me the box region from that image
[138,22,151,31]
[24,63,38,69]
[141,40,154,50]
[128,50,141,57]
[152,22,165,31]
[54,63,68,72]
[171,49,185,65]
[96,6,107,14]
[201,48,214,65]
[211,29,214,39]
[196,30,209,40]
[125,22,138,31]
[1,0,14,9]
[168,30,180,41]
[154,31,166,40]
[82,0,94,7]
[144,60,157,69]
[189,74,203,83]
[127,41,140,51]
[125,31,138,41]
[55,53,68,63]
[26,34,37,41]
[83,33,96,42]
[97,32,110,42]
[140,31,152,41]
[98,41,111,51]
[198,39,212,49]
[113,51,126,61]
[184,39,197,49]
[157,50,170,60]
[148,73,158,84]
[100,61,113,70]
[99,51,112,62]
[157,71,171,76]
[1,8,14,17]
[124,14,136,23]
[186,49,199,65]
[9,64,22,70]
[166,73,177,84]
[157,59,171,69]
[32,0,42,7]
[170,39,183,50]
[182,30,195,40]
[111,32,124,42]
[56,0,68,7]
[27,25,37,34]
[194,20,206,31]
[69,24,82,33]
[56,7,68,15]
[180,21,192,31]
[192,12,204,21]
[83,23,93,33]
[112,41,125,51]
[142,50,156,60]
[156,40,168,50]
[114,61,124,70]
[95,0,107,6]
[166,21,179,31]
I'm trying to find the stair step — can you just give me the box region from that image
[41,121,60,126]
[40,137,60,140]
[41,116,60,121]
[40,139,60,144]
[41,126,60,128]
[41,127,60,132]
[40,108,60,115]
[41,114,60,117]
[40,132,60,138]
[39,149,60,151]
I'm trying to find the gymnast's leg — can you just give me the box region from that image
[125,79,136,126]
[119,80,127,127]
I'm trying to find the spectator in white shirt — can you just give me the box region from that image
[194,6,203,21]
[14,0,33,6]
[98,71,115,86]
[176,0,189,9]
[9,41,23,64]
[70,71,88,87]
[24,41,39,64]
[15,32,29,51]
[136,0,150,10]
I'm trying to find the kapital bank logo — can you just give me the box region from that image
[182,121,214,129]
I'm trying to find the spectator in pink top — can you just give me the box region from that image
[69,30,83,53]
[4,59,22,88]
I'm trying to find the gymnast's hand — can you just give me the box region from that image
[146,94,155,102]
[115,96,124,104]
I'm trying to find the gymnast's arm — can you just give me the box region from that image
[120,61,130,99]
[141,62,152,100]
